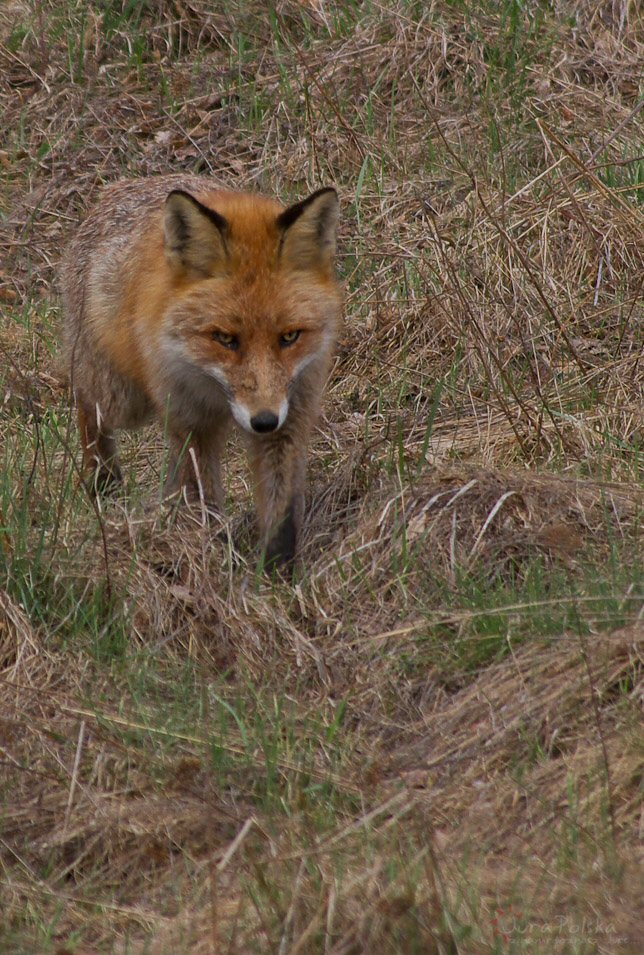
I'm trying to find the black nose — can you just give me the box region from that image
[250,410,279,433]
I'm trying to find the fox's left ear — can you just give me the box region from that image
[277,188,338,271]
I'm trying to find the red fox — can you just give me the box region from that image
[61,175,341,568]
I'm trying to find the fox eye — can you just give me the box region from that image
[279,330,301,347]
[212,331,239,350]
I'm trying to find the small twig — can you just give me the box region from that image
[468,491,516,564]
[575,625,617,847]
[63,720,86,833]
[0,41,51,93]
[589,96,644,164]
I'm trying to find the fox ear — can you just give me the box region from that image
[277,188,338,271]
[164,190,228,275]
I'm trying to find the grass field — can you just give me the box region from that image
[1,1,642,952]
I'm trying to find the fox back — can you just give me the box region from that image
[61,175,342,567]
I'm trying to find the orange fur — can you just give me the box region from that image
[61,176,342,567]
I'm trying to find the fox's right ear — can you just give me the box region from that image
[164,191,229,275]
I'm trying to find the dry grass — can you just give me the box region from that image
[1,1,642,952]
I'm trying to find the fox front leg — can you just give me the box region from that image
[165,426,228,513]
[77,401,123,495]
[248,434,307,570]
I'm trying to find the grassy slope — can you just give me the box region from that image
[0,1,642,952]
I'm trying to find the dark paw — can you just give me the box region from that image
[263,506,297,575]
[86,464,123,498]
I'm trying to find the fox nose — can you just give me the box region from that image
[250,410,279,433]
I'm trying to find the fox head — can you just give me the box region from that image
[159,186,341,435]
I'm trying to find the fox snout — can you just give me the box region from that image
[230,397,289,435]
[251,410,280,433]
